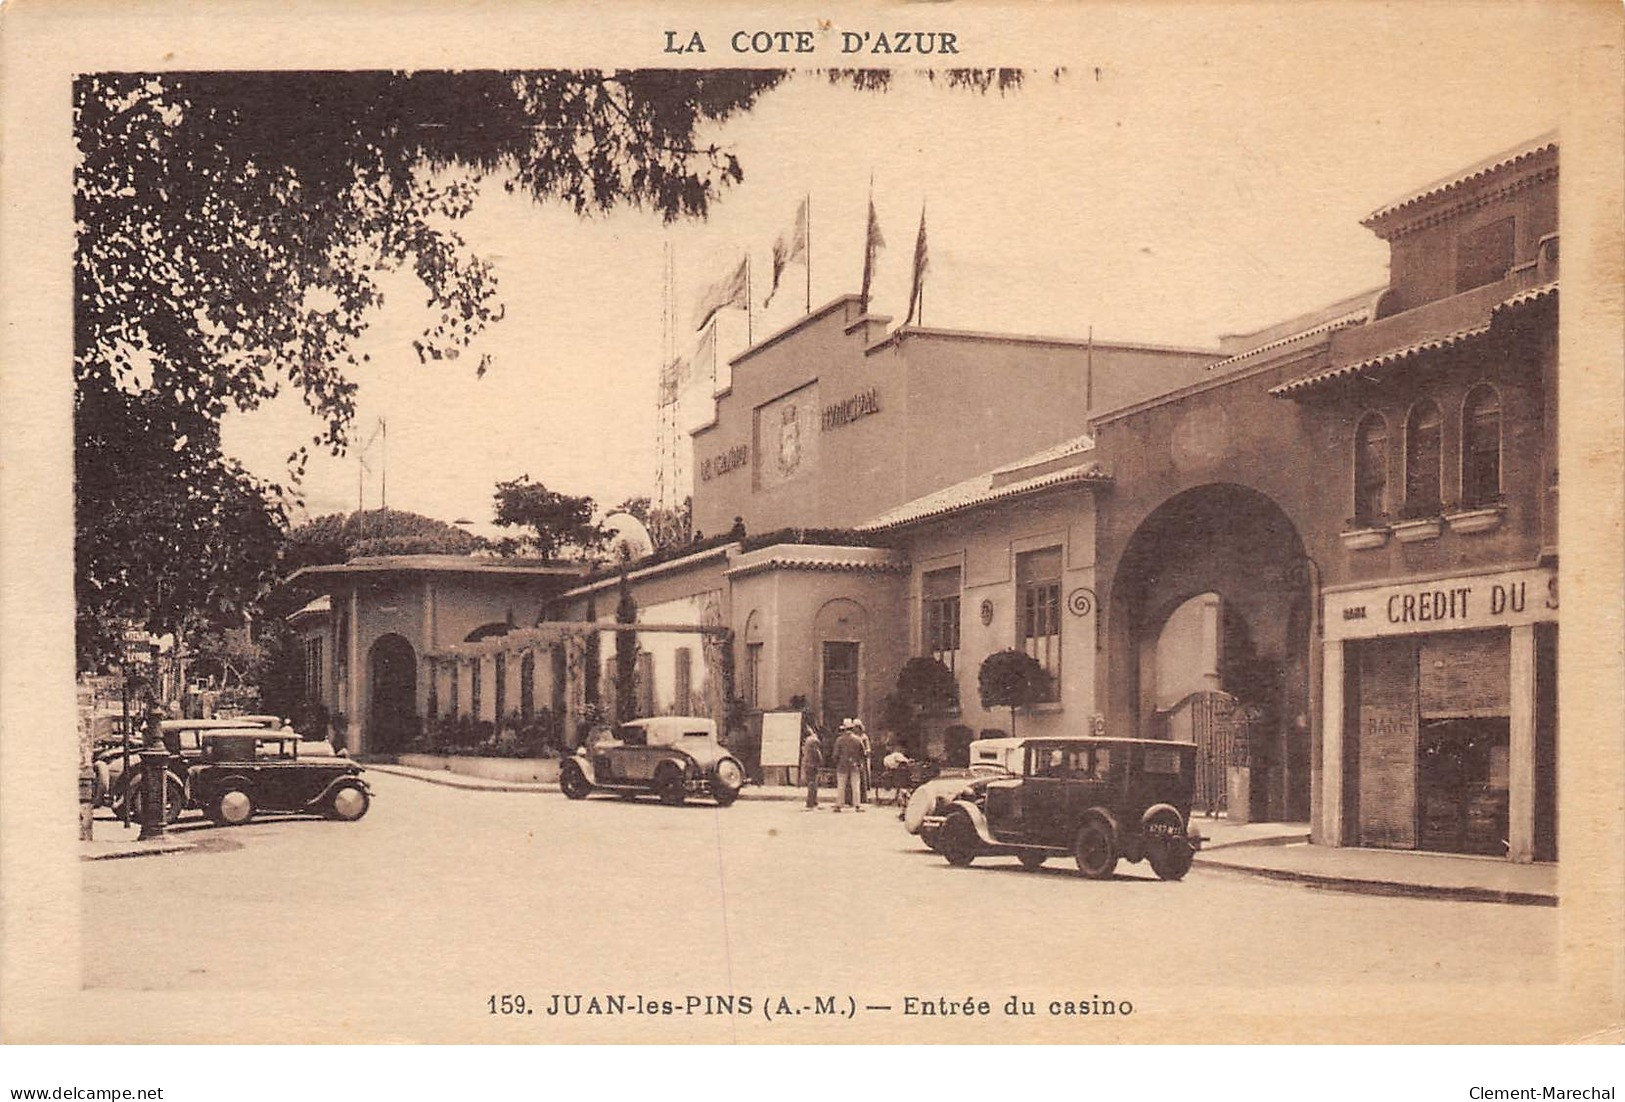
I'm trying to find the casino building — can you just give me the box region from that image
[288,135,1560,863]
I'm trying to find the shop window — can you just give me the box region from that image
[1353,412,1389,524]
[1461,385,1502,508]
[449,663,459,718]
[1404,400,1443,518]
[471,658,482,720]
[1455,217,1515,293]
[922,566,962,672]
[744,642,763,711]
[1016,547,1062,703]
[674,647,693,715]
[519,651,535,721]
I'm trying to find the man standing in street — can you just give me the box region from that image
[800,720,824,811]
[833,718,866,813]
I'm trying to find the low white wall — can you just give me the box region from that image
[395,753,561,784]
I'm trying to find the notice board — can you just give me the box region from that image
[759,711,802,769]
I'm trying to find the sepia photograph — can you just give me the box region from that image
[1,0,1621,1084]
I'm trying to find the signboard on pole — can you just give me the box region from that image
[759,711,802,769]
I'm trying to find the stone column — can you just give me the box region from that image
[1320,639,1345,847]
[347,587,362,756]
[1507,624,1536,863]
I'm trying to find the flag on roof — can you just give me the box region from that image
[904,203,928,326]
[860,191,885,313]
[694,257,748,331]
[764,197,809,309]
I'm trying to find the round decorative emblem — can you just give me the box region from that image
[1067,587,1096,617]
[979,599,994,626]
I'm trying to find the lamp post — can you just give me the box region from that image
[118,628,148,830]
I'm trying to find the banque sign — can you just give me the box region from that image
[1323,565,1558,641]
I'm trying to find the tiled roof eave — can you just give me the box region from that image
[723,558,912,580]
[1270,282,1556,399]
[1268,323,1492,397]
[858,467,1112,533]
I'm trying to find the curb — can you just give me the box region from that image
[81,841,198,862]
[1192,855,1558,906]
[1198,832,1311,852]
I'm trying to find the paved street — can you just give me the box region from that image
[84,772,1559,1041]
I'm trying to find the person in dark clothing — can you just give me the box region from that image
[800,724,824,811]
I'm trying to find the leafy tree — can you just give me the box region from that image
[614,574,638,724]
[977,649,1052,738]
[74,68,1028,667]
[491,475,608,559]
[895,656,959,713]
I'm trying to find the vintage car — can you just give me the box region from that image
[96,716,289,823]
[187,732,371,825]
[920,736,1203,880]
[901,736,1028,842]
[559,717,745,807]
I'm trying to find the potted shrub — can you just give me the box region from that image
[977,649,1053,737]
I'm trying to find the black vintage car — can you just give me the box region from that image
[920,736,1202,880]
[95,717,287,823]
[560,717,745,807]
[187,733,371,825]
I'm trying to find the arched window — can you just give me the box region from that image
[1404,399,1443,517]
[1461,385,1502,507]
[1353,412,1388,524]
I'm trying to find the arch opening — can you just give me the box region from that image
[367,633,418,754]
[1107,483,1313,824]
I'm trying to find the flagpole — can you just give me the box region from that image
[746,255,753,345]
[1086,325,1094,410]
[804,194,812,314]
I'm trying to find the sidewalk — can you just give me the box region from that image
[1195,831,1557,906]
[358,765,1558,905]
[80,815,199,861]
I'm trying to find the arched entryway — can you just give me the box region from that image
[812,598,869,735]
[1106,483,1313,823]
[368,633,418,754]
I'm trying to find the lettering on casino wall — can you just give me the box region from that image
[822,387,881,431]
[700,444,748,482]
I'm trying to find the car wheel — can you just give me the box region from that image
[1148,835,1195,881]
[559,762,592,801]
[326,783,370,822]
[212,787,255,826]
[655,767,687,807]
[1074,820,1118,880]
[939,808,978,867]
[126,772,186,825]
[711,759,744,807]
[1018,851,1048,870]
